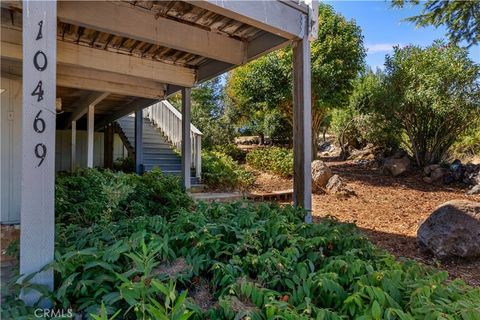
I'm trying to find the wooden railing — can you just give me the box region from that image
[143,100,202,178]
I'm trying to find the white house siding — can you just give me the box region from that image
[55,130,127,171]
[1,77,128,224]
[1,77,22,224]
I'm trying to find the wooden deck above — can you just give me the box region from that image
[1,0,311,129]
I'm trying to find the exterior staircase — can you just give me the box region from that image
[116,115,201,186]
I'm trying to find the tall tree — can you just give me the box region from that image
[226,4,366,155]
[393,0,480,47]
[373,42,480,166]
[171,78,236,148]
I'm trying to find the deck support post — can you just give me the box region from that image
[87,104,94,168]
[71,120,76,171]
[135,109,143,174]
[195,135,202,179]
[181,88,192,190]
[20,0,56,305]
[292,28,312,223]
[104,124,114,169]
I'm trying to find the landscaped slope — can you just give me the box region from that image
[2,170,479,319]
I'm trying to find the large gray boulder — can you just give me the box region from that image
[417,200,480,260]
[326,174,355,198]
[383,155,410,177]
[311,160,333,194]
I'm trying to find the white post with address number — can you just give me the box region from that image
[20,0,56,305]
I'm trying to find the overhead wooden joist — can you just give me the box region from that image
[63,91,109,129]
[1,27,196,87]
[196,31,289,83]
[57,65,166,99]
[57,1,246,65]
[187,0,307,40]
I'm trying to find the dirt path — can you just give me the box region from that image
[250,160,480,286]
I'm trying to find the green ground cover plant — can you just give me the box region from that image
[246,147,293,178]
[55,168,193,225]
[201,151,254,191]
[2,170,479,319]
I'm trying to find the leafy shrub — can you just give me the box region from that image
[201,151,254,191]
[55,168,193,225]
[330,107,401,153]
[246,147,293,177]
[262,110,292,144]
[375,42,480,166]
[3,200,480,319]
[451,122,480,159]
[209,144,247,163]
[112,157,134,173]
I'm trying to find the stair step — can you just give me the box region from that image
[143,143,174,149]
[143,156,180,163]
[117,116,200,182]
[143,163,182,170]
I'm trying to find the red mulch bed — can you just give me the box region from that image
[250,159,480,286]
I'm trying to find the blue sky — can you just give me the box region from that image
[326,1,480,70]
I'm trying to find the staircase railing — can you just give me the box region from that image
[143,100,202,179]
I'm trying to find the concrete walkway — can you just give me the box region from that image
[189,192,245,202]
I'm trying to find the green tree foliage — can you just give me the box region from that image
[330,71,402,157]
[372,42,480,166]
[393,0,480,47]
[226,4,366,152]
[171,78,236,149]
[201,150,254,191]
[246,147,294,177]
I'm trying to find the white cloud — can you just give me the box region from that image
[366,43,400,53]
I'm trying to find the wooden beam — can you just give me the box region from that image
[135,109,143,174]
[0,57,167,99]
[95,98,156,131]
[292,31,312,221]
[181,88,192,190]
[63,91,109,128]
[196,32,289,83]
[87,104,95,168]
[57,65,166,99]
[20,0,56,305]
[57,1,246,65]
[1,27,196,87]
[187,0,306,40]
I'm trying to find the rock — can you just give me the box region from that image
[423,177,433,184]
[467,185,480,195]
[417,200,480,260]
[326,174,344,193]
[383,155,410,177]
[325,175,355,198]
[430,167,448,182]
[424,164,441,175]
[311,160,333,193]
[348,144,377,161]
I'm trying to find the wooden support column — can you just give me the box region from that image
[20,0,56,305]
[195,135,202,179]
[104,124,114,169]
[135,109,143,174]
[87,104,94,168]
[181,88,192,189]
[293,31,312,222]
[71,120,76,171]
